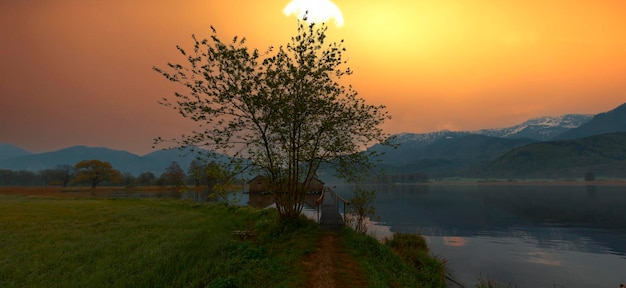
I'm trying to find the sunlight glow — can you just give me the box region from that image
[283,0,344,27]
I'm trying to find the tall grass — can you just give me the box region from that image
[0,194,318,287]
[1,191,452,287]
[474,274,519,288]
[340,229,447,288]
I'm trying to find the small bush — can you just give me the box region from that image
[386,232,429,252]
[385,233,447,286]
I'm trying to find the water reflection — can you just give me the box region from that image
[330,183,626,288]
[526,251,561,266]
[443,236,467,247]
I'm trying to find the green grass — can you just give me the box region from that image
[340,229,447,288]
[0,194,319,288]
[0,193,449,287]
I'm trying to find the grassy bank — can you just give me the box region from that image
[0,193,447,287]
[341,230,447,288]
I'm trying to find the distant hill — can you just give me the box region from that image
[555,102,626,140]
[371,130,470,166]
[0,145,229,176]
[479,132,626,179]
[374,113,592,167]
[384,113,592,152]
[369,112,592,177]
[0,146,143,173]
[369,104,626,179]
[0,143,31,161]
[370,134,537,177]
[3,102,624,180]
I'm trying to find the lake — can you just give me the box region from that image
[330,183,626,288]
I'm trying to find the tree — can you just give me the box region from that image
[0,169,38,186]
[40,164,75,187]
[39,169,58,186]
[161,161,185,187]
[137,171,156,186]
[55,164,76,187]
[73,160,122,189]
[154,19,391,219]
[188,160,203,187]
[187,160,227,194]
[584,171,596,181]
[121,172,136,188]
[346,186,378,234]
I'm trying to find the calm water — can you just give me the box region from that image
[332,183,626,288]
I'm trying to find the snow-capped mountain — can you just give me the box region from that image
[475,114,593,141]
[389,130,470,147]
[370,113,597,177]
[389,114,593,146]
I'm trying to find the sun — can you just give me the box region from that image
[283,0,344,27]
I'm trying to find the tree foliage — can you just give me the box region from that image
[187,160,204,187]
[137,171,156,186]
[160,161,185,187]
[73,160,122,189]
[154,19,391,218]
[187,160,229,195]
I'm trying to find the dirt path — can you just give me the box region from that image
[302,231,367,288]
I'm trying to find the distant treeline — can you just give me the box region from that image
[0,159,238,187]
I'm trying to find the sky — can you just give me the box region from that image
[1,0,625,155]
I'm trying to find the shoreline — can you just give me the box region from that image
[392,179,626,186]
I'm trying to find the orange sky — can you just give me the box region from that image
[1,0,625,155]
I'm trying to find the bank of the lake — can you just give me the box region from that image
[0,192,446,288]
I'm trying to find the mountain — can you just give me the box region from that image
[479,132,626,179]
[381,113,592,156]
[370,104,626,178]
[419,134,537,164]
[2,102,623,180]
[371,133,537,177]
[0,143,31,161]
[371,113,591,177]
[476,114,592,141]
[554,102,626,140]
[0,146,143,173]
[373,130,471,166]
[0,145,229,176]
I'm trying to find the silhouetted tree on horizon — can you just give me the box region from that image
[154,18,392,219]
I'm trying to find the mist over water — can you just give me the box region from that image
[332,183,626,288]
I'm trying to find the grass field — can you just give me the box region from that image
[0,188,449,287]
[0,194,321,287]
